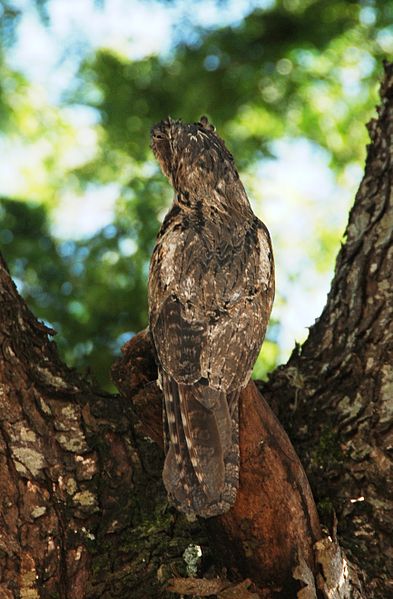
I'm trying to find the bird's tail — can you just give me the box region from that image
[161,372,239,517]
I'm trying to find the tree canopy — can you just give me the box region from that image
[0,0,389,387]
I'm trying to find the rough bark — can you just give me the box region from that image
[0,255,206,598]
[261,62,393,598]
[1,62,392,598]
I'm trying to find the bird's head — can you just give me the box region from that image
[150,116,237,190]
[150,117,176,180]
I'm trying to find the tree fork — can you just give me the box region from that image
[2,60,393,598]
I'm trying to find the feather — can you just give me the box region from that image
[162,372,240,517]
[148,118,274,517]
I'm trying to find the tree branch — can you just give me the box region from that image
[0,257,205,598]
[113,331,323,597]
[260,62,393,597]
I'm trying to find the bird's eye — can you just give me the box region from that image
[154,133,165,140]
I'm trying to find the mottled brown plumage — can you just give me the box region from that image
[148,116,274,517]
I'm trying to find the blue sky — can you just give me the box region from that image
[9,0,261,100]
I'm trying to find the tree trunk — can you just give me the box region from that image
[1,62,392,598]
[0,256,206,599]
[261,62,393,599]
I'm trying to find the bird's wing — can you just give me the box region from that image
[161,374,239,517]
[148,211,273,516]
[202,219,275,390]
[149,215,274,391]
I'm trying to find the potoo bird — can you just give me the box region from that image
[148,116,274,518]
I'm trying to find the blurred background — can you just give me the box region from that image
[0,0,389,388]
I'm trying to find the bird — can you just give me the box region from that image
[148,116,274,517]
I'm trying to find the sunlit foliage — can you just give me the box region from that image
[1,0,390,387]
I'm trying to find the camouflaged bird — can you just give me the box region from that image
[148,116,274,517]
